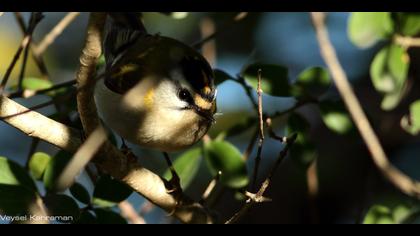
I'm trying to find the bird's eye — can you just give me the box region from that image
[178,89,193,103]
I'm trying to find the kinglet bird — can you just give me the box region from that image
[94,13,217,153]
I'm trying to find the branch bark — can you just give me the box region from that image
[310,12,420,199]
[0,12,213,224]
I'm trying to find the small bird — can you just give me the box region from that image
[94,13,217,153]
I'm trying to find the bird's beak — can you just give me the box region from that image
[192,104,215,123]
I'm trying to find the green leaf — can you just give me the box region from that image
[28,152,51,180]
[242,63,291,97]
[43,151,72,192]
[43,194,80,223]
[371,45,409,93]
[163,147,202,189]
[292,67,331,99]
[381,88,406,111]
[287,114,317,168]
[363,194,419,224]
[319,100,353,134]
[97,54,106,69]
[70,183,91,205]
[364,205,395,224]
[204,140,249,189]
[401,100,420,135]
[0,156,36,191]
[94,208,127,224]
[0,185,37,215]
[21,77,53,91]
[75,210,97,224]
[396,13,420,36]
[92,175,133,208]
[170,12,189,19]
[370,44,409,110]
[213,69,234,85]
[348,12,393,48]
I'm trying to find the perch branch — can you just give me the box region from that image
[0,12,213,224]
[311,12,420,198]
[74,12,213,224]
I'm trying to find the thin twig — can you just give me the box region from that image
[34,12,80,55]
[234,76,259,114]
[0,100,55,120]
[17,13,41,91]
[0,33,33,94]
[226,133,297,224]
[1,90,75,120]
[7,79,76,99]
[56,126,108,191]
[14,12,49,78]
[266,118,287,143]
[118,200,146,224]
[311,12,420,198]
[200,171,222,204]
[252,69,264,190]
[394,34,420,49]
[200,17,217,67]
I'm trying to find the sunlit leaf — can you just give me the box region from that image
[370,44,409,94]
[28,152,51,180]
[319,100,353,134]
[21,77,53,91]
[364,205,395,224]
[70,182,91,205]
[363,194,420,224]
[242,63,291,97]
[348,12,393,48]
[370,44,409,110]
[43,151,72,192]
[204,140,249,189]
[401,100,420,135]
[163,147,202,189]
[0,157,36,191]
[92,175,132,208]
[381,88,406,111]
[94,208,127,224]
[170,12,189,19]
[43,194,80,223]
[293,66,331,99]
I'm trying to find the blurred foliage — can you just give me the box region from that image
[1,12,420,224]
[363,194,420,224]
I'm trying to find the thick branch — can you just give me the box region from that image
[73,12,212,223]
[311,12,420,198]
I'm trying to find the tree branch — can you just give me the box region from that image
[34,12,80,55]
[394,34,420,49]
[310,12,420,199]
[73,12,213,224]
